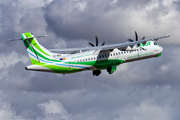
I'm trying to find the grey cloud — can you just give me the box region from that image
[43,0,178,46]
[114,100,174,120]
[0,0,180,120]
[1,85,180,120]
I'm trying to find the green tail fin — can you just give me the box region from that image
[21,33,53,64]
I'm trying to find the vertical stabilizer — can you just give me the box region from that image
[21,33,53,64]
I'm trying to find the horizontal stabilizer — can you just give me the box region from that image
[8,35,47,41]
[24,35,47,40]
[8,38,22,41]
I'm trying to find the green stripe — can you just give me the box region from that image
[21,34,25,40]
[22,33,51,56]
[70,59,124,69]
[30,58,39,64]
[29,38,51,56]
[43,64,82,73]
[37,59,124,73]
[23,39,61,62]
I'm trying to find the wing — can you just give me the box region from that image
[49,47,95,54]
[49,35,170,54]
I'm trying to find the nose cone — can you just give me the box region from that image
[159,46,163,53]
[156,46,163,57]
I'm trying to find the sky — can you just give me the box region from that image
[0,0,180,119]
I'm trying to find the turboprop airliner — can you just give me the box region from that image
[9,32,170,76]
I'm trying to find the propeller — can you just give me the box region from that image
[88,35,105,47]
[141,36,145,40]
[128,31,146,46]
[88,35,105,76]
[128,31,145,42]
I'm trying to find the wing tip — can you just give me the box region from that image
[166,35,170,37]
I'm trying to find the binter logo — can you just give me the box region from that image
[140,41,151,47]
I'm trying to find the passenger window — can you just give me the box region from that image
[116,53,118,55]
[121,52,123,54]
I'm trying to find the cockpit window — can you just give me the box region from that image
[154,42,157,45]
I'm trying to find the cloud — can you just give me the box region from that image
[43,0,178,45]
[0,0,180,120]
[0,52,29,69]
[0,101,27,120]
[0,99,71,120]
[37,100,72,120]
[114,100,174,120]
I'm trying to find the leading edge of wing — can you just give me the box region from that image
[49,35,170,54]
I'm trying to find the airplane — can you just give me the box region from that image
[9,32,170,76]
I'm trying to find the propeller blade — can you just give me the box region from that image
[128,39,134,42]
[88,42,95,47]
[135,31,138,41]
[142,47,147,50]
[101,41,105,46]
[8,38,22,41]
[142,41,147,45]
[141,36,145,40]
[95,36,98,46]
